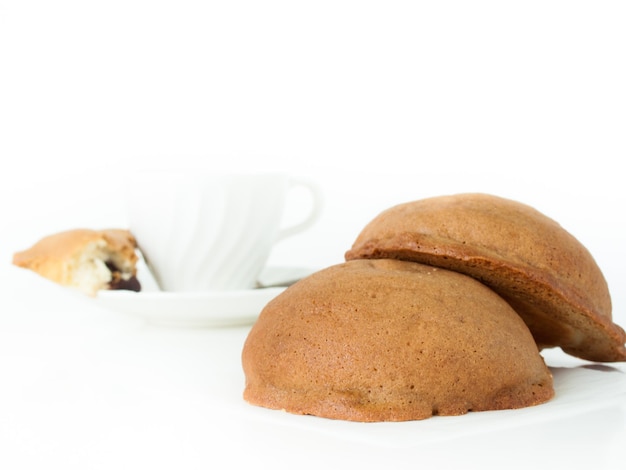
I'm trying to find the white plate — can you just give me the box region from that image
[236,352,626,448]
[94,266,315,327]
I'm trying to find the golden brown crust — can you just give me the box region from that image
[12,228,140,295]
[242,259,554,422]
[345,193,626,362]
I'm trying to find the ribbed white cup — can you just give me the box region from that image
[126,171,322,292]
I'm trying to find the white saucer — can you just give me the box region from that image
[94,266,315,327]
[95,287,286,327]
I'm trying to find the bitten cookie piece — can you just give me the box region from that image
[13,229,141,296]
[345,193,626,362]
[242,259,554,422]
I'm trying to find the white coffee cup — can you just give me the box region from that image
[125,171,323,292]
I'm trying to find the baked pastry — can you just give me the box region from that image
[345,193,626,362]
[242,259,554,422]
[13,229,141,296]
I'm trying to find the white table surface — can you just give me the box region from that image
[1,262,625,470]
[1,173,625,470]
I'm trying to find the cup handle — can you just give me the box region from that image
[275,177,323,242]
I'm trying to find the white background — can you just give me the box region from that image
[1,1,625,469]
[2,0,625,276]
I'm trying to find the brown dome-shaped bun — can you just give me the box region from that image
[242,259,554,422]
[345,193,626,362]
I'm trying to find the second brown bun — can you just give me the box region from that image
[345,193,626,362]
